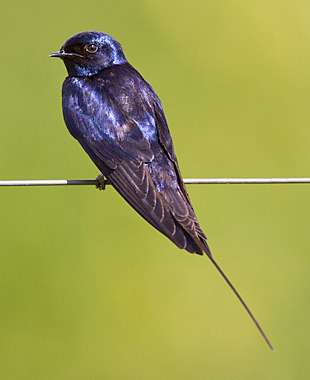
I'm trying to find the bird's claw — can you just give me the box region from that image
[96,173,106,190]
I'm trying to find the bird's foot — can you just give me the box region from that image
[96,173,106,191]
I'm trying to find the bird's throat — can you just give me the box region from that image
[63,59,101,77]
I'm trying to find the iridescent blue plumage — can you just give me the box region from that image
[51,31,210,253]
[50,31,273,349]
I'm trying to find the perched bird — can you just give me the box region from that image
[50,31,272,349]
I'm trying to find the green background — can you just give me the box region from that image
[1,1,310,378]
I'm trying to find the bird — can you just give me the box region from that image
[50,31,273,350]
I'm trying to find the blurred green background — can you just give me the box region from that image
[1,0,310,379]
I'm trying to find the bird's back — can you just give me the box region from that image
[62,63,210,255]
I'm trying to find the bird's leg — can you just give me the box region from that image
[95,173,106,191]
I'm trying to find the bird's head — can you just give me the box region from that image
[50,31,127,77]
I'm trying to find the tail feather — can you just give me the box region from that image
[195,238,274,350]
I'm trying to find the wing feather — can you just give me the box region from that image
[62,64,209,255]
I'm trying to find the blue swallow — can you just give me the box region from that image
[50,31,272,349]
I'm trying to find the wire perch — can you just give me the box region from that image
[1,178,310,187]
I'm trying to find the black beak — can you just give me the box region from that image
[49,51,83,58]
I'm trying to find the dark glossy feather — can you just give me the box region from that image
[62,63,209,255]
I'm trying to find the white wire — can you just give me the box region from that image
[1,178,310,187]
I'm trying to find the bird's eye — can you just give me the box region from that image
[85,43,99,53]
